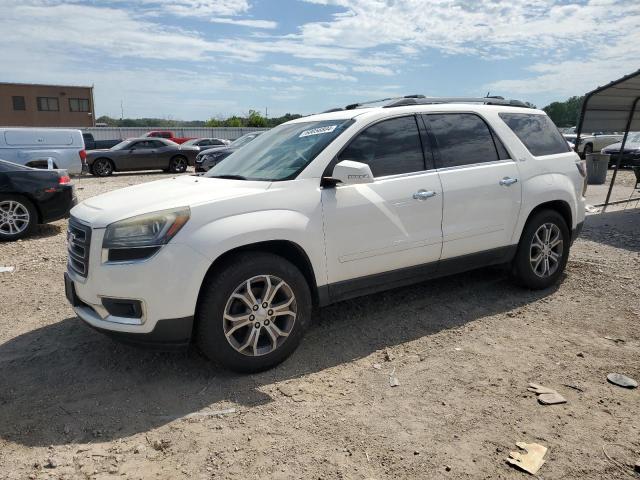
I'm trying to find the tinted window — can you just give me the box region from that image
[12,96,25,111]
[338,116,425,177]
[37,97,59,111]
[69,98,90,112]
[150,140,166,148]
[132,141,153,149]
[426,113,499,168]
[499,113,570,156]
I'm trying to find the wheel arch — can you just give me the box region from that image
[196,239,320,309]
[522,199,572,238]
[0,192,40,223]
[92,157,116,172]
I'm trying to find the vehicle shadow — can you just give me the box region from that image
[30,223,62,239]
[0,267,557,447]
[581,206,639,252]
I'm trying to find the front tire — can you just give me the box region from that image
[169,156,188,173]
[196,252,312,373]
[511,209,570,289]
[0,195,37,241]
[91,158,114,177]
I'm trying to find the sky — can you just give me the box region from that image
[1,0,639,120]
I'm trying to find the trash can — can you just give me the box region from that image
[586,153,609,185]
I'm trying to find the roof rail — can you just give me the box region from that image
[384,96,531,108]
[322,95,531,113]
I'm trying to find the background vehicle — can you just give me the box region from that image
[86,138,199,176]
[563,132,622,157]
[66,97,586,373]
[602,132,640,167]
[0,128,86,174]
[195,131,263,172]
[181,137,231,152]
[82,133,121,151]
[143,130,194,144]
[0,159,75,241]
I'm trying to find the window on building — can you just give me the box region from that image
[37,97,59,112]
[12,96,26,111]
[69,98,90,112]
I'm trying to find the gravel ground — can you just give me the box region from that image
[0,169,639,479]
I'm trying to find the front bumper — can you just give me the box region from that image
[64,221,211,345]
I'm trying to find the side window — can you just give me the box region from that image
[338,116,425,177]
[425,113,500,168]
[499,113,570,156]
[150,140,165,148]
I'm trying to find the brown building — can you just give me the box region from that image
[0,82,95,127]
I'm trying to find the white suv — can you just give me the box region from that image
[64,96,586,372]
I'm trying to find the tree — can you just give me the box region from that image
[543,96,584,127]
[246,110,268,127]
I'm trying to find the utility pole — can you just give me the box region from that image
[120,100,124,120]
[265,107,268,119]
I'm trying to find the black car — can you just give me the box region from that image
[195,132,263,172]
[0,159,76,241]
[181,137,231,152]
[86,138,200,177]
[602,132,640,168]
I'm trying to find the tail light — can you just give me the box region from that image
[58,174,71,185]
[79,149,87,164]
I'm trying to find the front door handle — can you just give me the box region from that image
[413,189,437,200]
[499,177,518,186]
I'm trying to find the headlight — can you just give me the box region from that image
[103,207,190,249]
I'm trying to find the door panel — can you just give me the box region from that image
[321,172,443,283]
[423,113,522,259]
[437,161,521,259]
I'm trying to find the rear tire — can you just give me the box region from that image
[510,209,570,289]
[169,156,188,173]
[196,252,312,373]
[91,158,114,177]
[0,195,37,241]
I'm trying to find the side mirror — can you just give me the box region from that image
[326,160,374,186]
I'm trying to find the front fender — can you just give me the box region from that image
[185,209,326,286]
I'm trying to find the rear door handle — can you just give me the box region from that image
[413,189,437,200]
[499,177,518,186]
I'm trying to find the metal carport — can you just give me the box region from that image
[576,68,640,209]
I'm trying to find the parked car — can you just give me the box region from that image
[65,97,586,372]
[86,138,199,176]
[0,128,86,175]
[0,159,75,241]
[82,133,122,151]
[181,137,231,152]
[195,132,263,172]
[601,132,640,167]
[143,130,195,144]
[563,132,622,157]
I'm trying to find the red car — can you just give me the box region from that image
[144,130,194,144]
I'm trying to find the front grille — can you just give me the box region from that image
[67,217,92,278]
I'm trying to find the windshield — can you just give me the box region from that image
[205,120,353,181]
[182,139,198,146]
[229,133,260,148]
[627,132,640,143]
[110,140,133,150]
[0,159,31,172]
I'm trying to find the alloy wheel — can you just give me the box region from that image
[0,200,30,236]
[94,160,112,176]
[172,157,187,173]
[529,223,563,278]
[222,274,297,356]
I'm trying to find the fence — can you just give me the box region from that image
[79,127,270,141]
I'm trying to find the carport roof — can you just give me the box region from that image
[577,68,640,133]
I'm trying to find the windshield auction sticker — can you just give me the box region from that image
[299,125,338,137]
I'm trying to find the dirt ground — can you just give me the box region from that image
[0,170,639,479]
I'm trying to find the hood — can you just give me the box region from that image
[87,149,111,156]
[602,141,640,153]
[71,175,270,228]
[198,145,231,156]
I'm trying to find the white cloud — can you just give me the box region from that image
[315,63,348,72]
[209,17,277,28]
[271,64,357,82]
[353,65,395,76]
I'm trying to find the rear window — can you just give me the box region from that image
[499,113,570,156]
